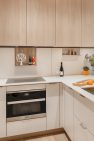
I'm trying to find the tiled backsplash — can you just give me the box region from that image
[0,48,94,77]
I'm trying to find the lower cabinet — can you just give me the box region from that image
[0,87,6,138]
[74,116,94,141]
[7,83,60,136]
[63,85,74,141]
[46,83,60,130]
[7,117,46,136]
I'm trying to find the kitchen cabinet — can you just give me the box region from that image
[63,85,74,141]
[0,87,6,137]
[27,0,55,46]
[74,116,94,141]
[74,93,94,136]
[82,0,94,47]
[0,0,26,46]
[7,117,46,136]
[60,83,64,128]
[56,0,81,47]
[46,83,59,130]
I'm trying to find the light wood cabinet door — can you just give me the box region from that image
[56,0,81,47]
[46,83,59,130]
[82,0,94,47]
[0,0,26,46]
[27,0,55,46]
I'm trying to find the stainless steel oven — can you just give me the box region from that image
[6,89,46,122]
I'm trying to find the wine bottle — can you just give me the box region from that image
[60,62,64,77]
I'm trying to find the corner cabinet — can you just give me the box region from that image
[82,0,94,47]
[46,83,60,130]
[27,0,55,46]
[0,0,26,46]
[56,0,81,47]
[0,87,6,138]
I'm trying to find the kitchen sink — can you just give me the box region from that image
[6,77,45,84]
[82,87,94,95]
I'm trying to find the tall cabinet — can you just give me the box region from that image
[56,0,81,47]
[63,85,74,141]
[0,0,26,46]
[46,83,60,130]
[82,0,94,47]
[27,0,55,46]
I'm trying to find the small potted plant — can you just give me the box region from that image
[82,66,89,75]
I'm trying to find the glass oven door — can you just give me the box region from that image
[6,90,46,122]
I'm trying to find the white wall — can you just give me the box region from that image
[0,48,94,78]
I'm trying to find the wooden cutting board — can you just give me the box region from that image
[73,80,88,86]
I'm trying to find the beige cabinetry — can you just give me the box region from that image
[56,0,81,47]
[0,87,6,138]
[46,83,60,130]
[82,0,94,47]
[0,0,26,46]
[74,93,94,136]
[27,0,55,46]
[7,118,46,136]
[60,83,64,128]
[74,116,94,141]
[74,93,94,141]
[63,85,74,141]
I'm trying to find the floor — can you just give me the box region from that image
[25,134,68,141]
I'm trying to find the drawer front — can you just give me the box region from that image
[74,93,94,136]
[7,117,46,136]
[7,84,46,92]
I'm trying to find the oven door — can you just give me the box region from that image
[6,90,46,122]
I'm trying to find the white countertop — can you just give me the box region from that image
[0,75,94,102]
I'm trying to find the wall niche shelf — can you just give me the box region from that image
[62,48,80,56]
[15,47,36,66]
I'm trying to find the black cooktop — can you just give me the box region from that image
[6,77,45,84]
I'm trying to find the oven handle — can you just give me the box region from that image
[7,98,46,105]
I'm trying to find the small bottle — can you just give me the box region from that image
[28,56,32,65]
[60,62,64,77]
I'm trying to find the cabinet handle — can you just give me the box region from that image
[80,123,87,130]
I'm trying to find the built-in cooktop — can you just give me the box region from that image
[6,77,45,84]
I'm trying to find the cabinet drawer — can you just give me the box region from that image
[7,117,46,136]
[74,93,94,136]
[7,84,46,92]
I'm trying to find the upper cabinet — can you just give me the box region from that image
[0,0,94,47]
[56,0,81,47]
[27,0,55,46]
[0,0,26,46]
[82,0,94,47]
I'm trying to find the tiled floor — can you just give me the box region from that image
[26,134,68,141]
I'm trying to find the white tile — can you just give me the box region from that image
[36,48,52,76]
[51,48,62,76]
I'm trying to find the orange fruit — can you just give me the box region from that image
[82,70,89,75]
[87,79,94,85]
